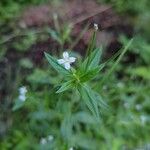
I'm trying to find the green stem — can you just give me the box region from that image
[86,30,97,58]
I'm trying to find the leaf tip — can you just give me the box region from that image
[44,52,48,57]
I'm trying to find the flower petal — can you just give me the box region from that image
[63,51,69,59]
[94,23,98,30]
[19,95,26,101]
[40,138,47,145]
[64,62,71,70]
[68,57,76,63]
[58,59,65,64]
[19,86,27,94]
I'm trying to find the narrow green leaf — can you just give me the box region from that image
[56,80,73,93]
[44,52,72,76]
[48,28,62,44]
[73,111,96,124]
[82,47,102,71]
[69,23,89,50]
[79,84,100,120]
[62,24,72,42]
[99,39,133,87]
[86,31,97,56]
[61,114,73,140]
[93,91,108,110]
[80,67,100,83]
[88,47,102,69]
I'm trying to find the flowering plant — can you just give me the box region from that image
[12,23,133,149]
[44,24,133,120]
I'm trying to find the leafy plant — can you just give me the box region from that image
[44,27,133,121]
[44,47,104,120]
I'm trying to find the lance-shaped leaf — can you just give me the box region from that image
[79,84,100,121]
[79,67,100,83]
[81,47,102,71]
[93,90,108,110]
[61,114,73,140]
[56,80,74,93]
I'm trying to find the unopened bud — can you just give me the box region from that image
[94,23,98,30]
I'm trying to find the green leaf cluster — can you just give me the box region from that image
[44,47,105,120]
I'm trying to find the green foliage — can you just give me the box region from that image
[79,84,100,120]
[79,67,100,83]
[12,32,37,52]
[19,58,33,69]
[45,47,104,120]
[27,69,52,84]
[81,47,102,71]
[0,0,51,25]
[120,35,150,64]
[100,0,150,15]
[0,2,20,23]
[56,80,74,93]
[1,0,150,149]
[48,23,72,46]
[128,67,150,80]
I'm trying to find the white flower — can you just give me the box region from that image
[40,135,54,145]
[69,147,74,150]
[40,138,47,145]
[47,135,54,141]
[18,86,27,101]
[94,23,98,30]
[19,86,27,95]
[58,51,76,70]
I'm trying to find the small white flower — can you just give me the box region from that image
[18,86,27,101]
[19,86,27,95]
[40,138,47,145]
[69,147,74,150]
[47,135,54,142]
[58,51,76,70]
[94,23,98,30]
